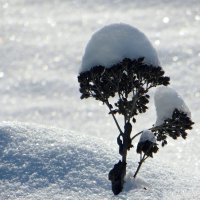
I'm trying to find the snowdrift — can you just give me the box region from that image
[0,122,199,200]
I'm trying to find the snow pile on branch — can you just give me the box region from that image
[154,86,191,126]
[80,23,160,72]
[138,130,156,143]
[136,130,158,158]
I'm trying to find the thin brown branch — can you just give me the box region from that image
[131,131,143,141]
[90,73,123,134]
[105,100,123,134]
[131,125,162,141]
[133,154,147,178]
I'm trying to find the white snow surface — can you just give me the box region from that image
[0,122,200,200]
[80,23,160,72]
[139,130,156,143]
[154,86,191,126]
[0,0,200,199]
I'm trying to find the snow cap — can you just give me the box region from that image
[80,23,160,72]
[139,130,156,143]
[154,86,191,126]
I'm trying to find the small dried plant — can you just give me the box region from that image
[78,58,194,195]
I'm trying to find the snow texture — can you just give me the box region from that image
[139,130,156,143]
[0,122,200,200]
[0,0,200,199]
[80,23,160,72]
[154,86,191,126]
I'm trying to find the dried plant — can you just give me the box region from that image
[78,58,194,195]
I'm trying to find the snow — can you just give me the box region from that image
[0,122,200,200]
[80,23,160,72]
[139,130,156,143]
[154,86,191,126]
[0,0,200,199]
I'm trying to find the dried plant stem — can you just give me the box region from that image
[133,154,148,178]
[105,100,123,134]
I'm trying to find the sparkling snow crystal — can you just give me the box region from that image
[80,23,160,72]
[154,86,191,126]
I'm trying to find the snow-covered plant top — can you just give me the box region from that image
[78,23,194,195]
[80,23,160,72]
[78,58,169,109]
[138,130,156,143]
[136,130,158,158]
[154,86,191,126]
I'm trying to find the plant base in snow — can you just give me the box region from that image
[78,58,194,195]
[108,160,126,195]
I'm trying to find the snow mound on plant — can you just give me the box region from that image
[139,130,156,143]
[0,122,199,200]
[154,86,191,126]
[81,23,160,72]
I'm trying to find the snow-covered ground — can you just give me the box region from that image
[0,122,199,200]
[0,0,200,199]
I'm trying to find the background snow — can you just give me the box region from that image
[81,23,160,72]
[154,86,191,126]
[1,0,199,139]
[0,0,200,199]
